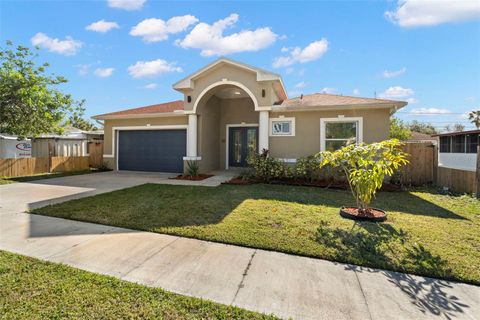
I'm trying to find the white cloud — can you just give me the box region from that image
[294,81,306,89]
[176,13,277,56]
[320,87,337,94]
[77,64,90,76]
[465,96,476,102]
[382,67,406,78]
[407,97,419,104]
[272,39,328,68]
[285,67,295,75]
[31,32,82,56]
[144,83,158,89]
[353,89,360,95]
[107,0,145,11]
[385,0,480,27]
[130,15,198,42]
[409,107,452,115]
[128,59,182,78]
[94,67,115,77]
[86,20,120,33]
[379,86,414,99]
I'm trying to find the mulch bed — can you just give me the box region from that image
[340,206,387,222]
[223,176,401,191]
[170,174,214,181]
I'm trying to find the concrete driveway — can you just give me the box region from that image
[1,171,479,320]
[0,171,175,214]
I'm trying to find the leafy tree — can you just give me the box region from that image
[318,140,409,215]
[68,105,97,131]
[390,117,412,140]
[452,123,465,132]
[408,120,438,135]
[468,110,480,129]
[0,41,84,137]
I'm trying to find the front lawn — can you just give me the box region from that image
[0,251,276,319]
[32,184,480,284]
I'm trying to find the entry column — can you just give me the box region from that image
[187,113,198,158]
[258,110,269,152]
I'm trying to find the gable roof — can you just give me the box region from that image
[273,93,407,112]
[172,57,287,99]
[93,100,184,120]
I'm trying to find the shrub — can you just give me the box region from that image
[247,149,292,182]
[318,139,409,213]
[294,155,320,181]
[186,160,199,177]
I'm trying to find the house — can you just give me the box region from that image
[434,129,479,172]
[31,126,104,158]
[93,58,407,173]
[406,131,438,144]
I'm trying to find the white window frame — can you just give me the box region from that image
[269,117,295,137]
[320,117,363,151]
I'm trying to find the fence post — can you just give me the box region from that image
[476,145,480,198]
[433,143,438,184]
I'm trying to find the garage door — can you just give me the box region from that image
[118,130,186,172]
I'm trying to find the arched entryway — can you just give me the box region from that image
[194,83,260,171]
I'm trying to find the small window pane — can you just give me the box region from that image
[272,121,291,135]
[452,135,465,153]
[466,134,479,153]
[325,122,357,139]
[439,136,451,153]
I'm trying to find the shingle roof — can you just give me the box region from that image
[276,93,405,108]
[408,131,437,141]
[94,100,184,118]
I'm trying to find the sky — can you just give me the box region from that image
[1,0,479,131]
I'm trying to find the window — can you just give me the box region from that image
[269,117,295,136]
[439,136,451,153]
[466,134,479,153]
[320,117,363,151]
[452,135,465,153]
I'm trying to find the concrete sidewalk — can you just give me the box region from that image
[1,172,479,319]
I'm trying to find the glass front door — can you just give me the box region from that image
[228,127,258,167]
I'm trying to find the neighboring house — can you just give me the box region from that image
[407,131,438,144]
[93,58,407,173]
[434,129,479,172]
[31,126,104,157]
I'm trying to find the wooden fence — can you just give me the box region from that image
[398,142,437,186]
[1,156,92,178]
[88,141,103,168]
[436,167,477,195]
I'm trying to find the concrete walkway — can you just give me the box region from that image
[1,172,479,320]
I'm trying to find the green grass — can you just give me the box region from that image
[0,250,277,319]
[0,169,101,185]
[32,183,480,285]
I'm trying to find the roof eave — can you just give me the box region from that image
[272,101,407,113]
[92,112,187,120]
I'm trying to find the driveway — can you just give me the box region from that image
[1,171,479,320]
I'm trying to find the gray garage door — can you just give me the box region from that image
[118,130,186,173]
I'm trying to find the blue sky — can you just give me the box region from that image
[1,0,479,130]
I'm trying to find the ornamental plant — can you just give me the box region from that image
[247,149,292,182]
[317,139,409,214]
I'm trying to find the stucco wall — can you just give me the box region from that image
[183,64,278,112]
[269,108,390,159]
[198,96,221,172]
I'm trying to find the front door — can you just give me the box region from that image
[229,127,258,167]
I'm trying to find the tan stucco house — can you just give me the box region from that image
[93,58,407,173]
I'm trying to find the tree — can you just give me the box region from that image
[452,123,465,132]
[318,140,409,216]
[390,117,412,140]
[468,110,480,129]
[0,41,84,137]
[68,105,97,131]
[408,120,438,135]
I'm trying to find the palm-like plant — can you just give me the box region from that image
[468,110,480,129]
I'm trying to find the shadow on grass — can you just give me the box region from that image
[315,220,469,318]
